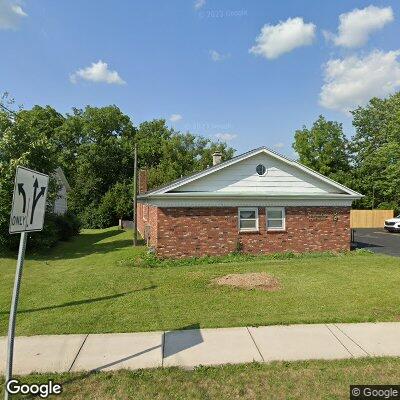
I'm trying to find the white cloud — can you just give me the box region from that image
[70,61,125,85]
[209,50,230,62]
[320,50,400,113]
[326,5,394,48]
[249,17,316,59]
[0,0,27,30]
[214,133,237,142]
[194,0,205,10]
[274,142,285,149]
[169,114,183,122]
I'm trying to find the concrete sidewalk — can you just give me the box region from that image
[1,322,400,375]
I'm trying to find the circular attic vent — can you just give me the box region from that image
[256,164,266,176]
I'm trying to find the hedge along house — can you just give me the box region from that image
[137,147,363,258]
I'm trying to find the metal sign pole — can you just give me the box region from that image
[4,231,28,400]
[5,166,48,399]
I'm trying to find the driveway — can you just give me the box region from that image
[353,228,400,257]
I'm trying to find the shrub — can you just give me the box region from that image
[78,182,133,229]
[54,211,81,240]
[28,213,61,249]
[116,248,373,269]
[79,202,114,229]
[26,212,80,250]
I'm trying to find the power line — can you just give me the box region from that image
[0,103,17,115]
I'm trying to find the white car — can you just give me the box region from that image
[384,215,400,232]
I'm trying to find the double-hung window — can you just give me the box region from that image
[266,207,285,231]
[238,207,259,232]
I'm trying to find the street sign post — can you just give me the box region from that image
[9,166,49,234]
[5,166,49,400]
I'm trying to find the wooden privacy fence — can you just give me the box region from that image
[350,210,394,228]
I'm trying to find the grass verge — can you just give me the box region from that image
[1,357,400,399]
[1,227,400,336]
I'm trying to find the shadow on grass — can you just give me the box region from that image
[29,229,146,261]
[0,286,156,316]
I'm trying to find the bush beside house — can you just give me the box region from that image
[4,212,81,251]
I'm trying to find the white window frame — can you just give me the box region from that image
[238,207,259,232]
[266,207,286,231]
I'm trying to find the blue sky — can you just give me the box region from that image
[1,0,400,157]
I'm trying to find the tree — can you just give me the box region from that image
[135,119,172,169]
[62,110,235,227]
[0,106,63,248]
[82,182,134,228]
[350,93,400,211]
[147,130,235,189]
[1,100,236,234]
[65,106,136,217]
[292,115,350,181]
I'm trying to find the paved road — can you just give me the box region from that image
[1,322,400,374]
[353,228,400,257]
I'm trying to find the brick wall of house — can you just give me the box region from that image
[137,203,145,236]
[137,203,158,247]
[152,206,350,258]
[137,170,158,245]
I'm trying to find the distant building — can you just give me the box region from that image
[137,147,363,258]
[53,167,71,215]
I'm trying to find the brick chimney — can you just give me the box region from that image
[138,169,148,194]
[212,152,222,166]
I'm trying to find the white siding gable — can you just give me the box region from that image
[53,168,70,215]
[174,153,345,195]
[54,184,68,215]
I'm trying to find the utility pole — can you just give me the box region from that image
[372,185,375,210]
[133,143,138,246]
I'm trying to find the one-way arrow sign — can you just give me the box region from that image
[9,166,49,233]
[17,183,26,213]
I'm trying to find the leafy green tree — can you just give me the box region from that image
[293,115,350,181]
[104,182,134,221]
[135,119,172,169]
[65,106,136,217]
[0,106,63,248]
[146,129,235,189]
[58,110,235,227]
[350,93,400,211]
[1,100,236,234]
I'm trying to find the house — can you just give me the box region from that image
[137,147,363,258]
[53,167,71,215]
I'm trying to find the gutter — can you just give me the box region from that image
[138,192,363,201]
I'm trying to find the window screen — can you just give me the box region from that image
[266,207,285,230]
[238,208,258,231]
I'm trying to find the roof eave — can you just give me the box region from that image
[138,192,363,201]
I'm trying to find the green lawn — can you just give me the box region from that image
[1,227,400,336]
[2,358,400,399]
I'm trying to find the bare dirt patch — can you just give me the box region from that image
[212,272,281,292]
